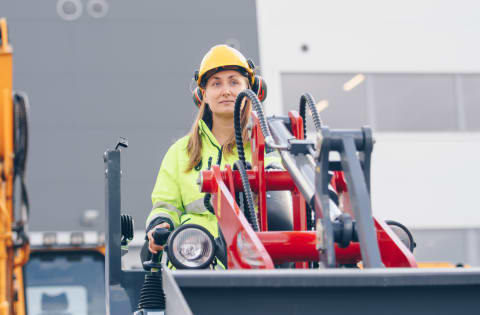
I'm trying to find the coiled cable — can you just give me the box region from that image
[299,93,322,235]
[120,214,134,246]
[233,89,271,232]
[233,90,249,167]
[12,92,30,246]
[234,89,286,167]
[299,93,322,136]
[234,160,259,232]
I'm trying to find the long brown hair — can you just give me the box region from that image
[185,97,251,172]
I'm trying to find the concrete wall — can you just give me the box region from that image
[257,0,480,114]
[1,0,260,232]
[257,0,480,229]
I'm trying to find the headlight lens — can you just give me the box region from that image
[168,224,215,269]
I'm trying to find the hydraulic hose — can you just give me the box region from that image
[13,93,28,177]
[233,89,272,232]
[234,89,282,167]
[232,162,251,225]
[233,90,250,167]
[120,214,134,246]
[234,160,259,232]
[299,93,322,136]
[299,93,322,234]
[204,193,214,214]
[12,92,30,248]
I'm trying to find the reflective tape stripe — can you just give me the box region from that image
[184,198,208,214]
[152,201,182,216]
[146,212,178,229]
[214,259,226,270]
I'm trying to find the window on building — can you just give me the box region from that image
[281,73,477,132]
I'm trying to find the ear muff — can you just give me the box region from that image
[192,87,203,108]
[252,75,267,102]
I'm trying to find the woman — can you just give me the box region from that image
[145,45,276,261]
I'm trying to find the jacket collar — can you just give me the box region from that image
[198,119,221,149]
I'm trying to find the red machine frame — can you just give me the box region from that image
[200,111,417,269]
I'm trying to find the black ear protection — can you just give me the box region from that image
[193,86,204,107]
[192,59,267,107]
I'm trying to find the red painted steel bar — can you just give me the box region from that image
[329,173,417,267]
[201,108,417,269]
[210,165,275,269]
[257,231,362,265]
[257,228,416,267]
[251,113,268,231]
[201,170,295,193]
[375,218,418,267]
[288,111,309,269]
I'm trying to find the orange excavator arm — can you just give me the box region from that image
[0,18,28,315]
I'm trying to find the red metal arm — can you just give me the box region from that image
[210,165,274,269]
[201,110,417,269]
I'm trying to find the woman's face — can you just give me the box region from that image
[203,70,249,118]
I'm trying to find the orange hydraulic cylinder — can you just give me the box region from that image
[12,267,25,315]
[0,17,16,315]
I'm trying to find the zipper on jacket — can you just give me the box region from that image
[216,145,223,166]
[199,122,223,167]
[207,156,213,169]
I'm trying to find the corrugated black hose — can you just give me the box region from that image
[233,162,253,226]
[120,214,134,246]
[233,91,247,167]
[299,93,322,136]
[234,89,271,167]
[12,92,30,247]
[233,161,259,232]
[299,93,323,232]
[233,89,268,232]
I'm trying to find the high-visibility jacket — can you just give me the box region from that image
[146,119,279,238]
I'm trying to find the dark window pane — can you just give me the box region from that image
[461,74,480,131]
[373,74,457,131]
[25,251,105,315]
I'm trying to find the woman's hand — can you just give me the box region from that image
[147,222,171,254]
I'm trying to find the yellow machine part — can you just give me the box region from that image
[0,18,27,315]
[417,262,470,269]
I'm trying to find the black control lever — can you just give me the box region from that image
[143,228,171,271]
[137,227,170,312]
[115,137,128,151]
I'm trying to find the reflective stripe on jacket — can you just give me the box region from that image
[147,119,279,238]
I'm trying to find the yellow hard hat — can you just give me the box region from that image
[195,45,255,88]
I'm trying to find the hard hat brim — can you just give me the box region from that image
[200,66,252,88]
